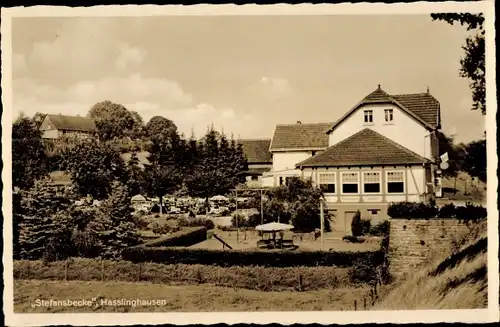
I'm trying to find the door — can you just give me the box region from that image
[344,211,357,234]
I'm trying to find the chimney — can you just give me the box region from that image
[377,84,381,89]
[427,86,430,94]
[296,121,302,124]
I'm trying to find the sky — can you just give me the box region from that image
[11,15,486,143]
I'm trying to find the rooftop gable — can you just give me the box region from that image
[270,122,332,151]
[326,85,440,133]
[237,139,272,163]
[44,114,97,133]
[296,128,429,167]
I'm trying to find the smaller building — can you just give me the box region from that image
[39,114,97,139]
[238,139,273,186]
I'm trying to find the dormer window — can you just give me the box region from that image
[364,110,373,124]
[385,109,394,122]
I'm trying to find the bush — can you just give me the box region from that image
[231,212,247,228]
[122,246,384,268]
[178,217,215,230]
[387,202,438,219]
[361,219,371,235]
[370,221,390,237]
[142,227,207,247]
[351,210,363,236]
[388,201,487,221]
[342,235,364,243]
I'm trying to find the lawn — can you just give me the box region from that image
[190,230,381,252]
[14,280,370,313]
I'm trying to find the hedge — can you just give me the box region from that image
[121,246,385,268]
[387,201,487,221]
[13,258,363,291]
[143,226,207,247]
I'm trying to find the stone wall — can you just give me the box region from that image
[388,218,475,277]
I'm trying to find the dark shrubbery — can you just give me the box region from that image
[370,221,390,237]
[122,246,384,268]
[178,217,215,230]
[361,219,371,235]
[351,210,363,236]
[143,227,207,247]
[387,201,486,222]
[342,235,364,243]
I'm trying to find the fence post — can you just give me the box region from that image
[101,258,104,282]
[299,274,303,292]
[64,259,68,281]
[354,300,357,311]
[138,263,142,282]
[26,261,30,279]
[363,297,366,309]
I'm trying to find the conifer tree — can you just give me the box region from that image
[126,152,146,196]
[88,181,140,259]
[18,181,72,260]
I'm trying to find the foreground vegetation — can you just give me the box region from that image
[372,221,487,310]
[14,280,371,312]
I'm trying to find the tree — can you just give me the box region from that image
[64,138,129,200]
[144,123,185,214]
[126,152,146,196]
[351,210,363,237]
[145,116,178,141]
[431,13,485,114]
[88,101,141,141]
[463,139,486,182]
[17,181,72,260]
[12,115,48,190]
[185,128,248,204]
[87,182,140,259]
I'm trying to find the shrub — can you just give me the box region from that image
[231,212,247,228]
[361,218,371,235]
[342,235,364,243]
[349,260,378,284]
[387,202,438,219]
[142,227,207,247]
[351,210,363,236]
[388,201,487,221]
[122,246,384,268]
[178,217,215,230]
[370,221,390,237]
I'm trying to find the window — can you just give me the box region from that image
[387,171,405,193]
[319,173,336,193]
[364,110,373,123]
[341,172,359,194]
[384,109,393,122]
[279,177,284,186]
[251,176,259,181]
[363,172,381,193]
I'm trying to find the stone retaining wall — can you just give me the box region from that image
[388,218,475,276]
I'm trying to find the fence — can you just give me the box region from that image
[14,258,370,292]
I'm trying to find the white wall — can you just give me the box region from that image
[328,103,433,159]
[407,166,425,195]
[272,151,314,171]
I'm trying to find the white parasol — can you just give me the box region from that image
[210,195,228,201]
[255,222,294,232]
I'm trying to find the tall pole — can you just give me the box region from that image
[260,189,264,225]
[235,189,239,243]
[320,200,325,251]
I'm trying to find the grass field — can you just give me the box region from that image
[15,280,370,313]
[190,230,381,252]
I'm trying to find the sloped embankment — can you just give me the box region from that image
[373,222,487,310]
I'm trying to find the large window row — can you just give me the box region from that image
[317,170,405,195]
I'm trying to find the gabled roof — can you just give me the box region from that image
[296,128,429,167]
[326,85,440,133]
[245,167,272,176]
[270,122,333,151]
[44,114,97,133]
[238,139,272,163]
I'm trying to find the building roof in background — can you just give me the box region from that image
[270,122,332,151]
[327,86,441,133]
[297,128,429,167]
[237,139,272,163]
[246,167,272,176]
[44,114,97,132]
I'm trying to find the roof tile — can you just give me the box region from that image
[46,114,96,133]
[297,128,428,167]
[238,139,272,163]
[270,123,332,151]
